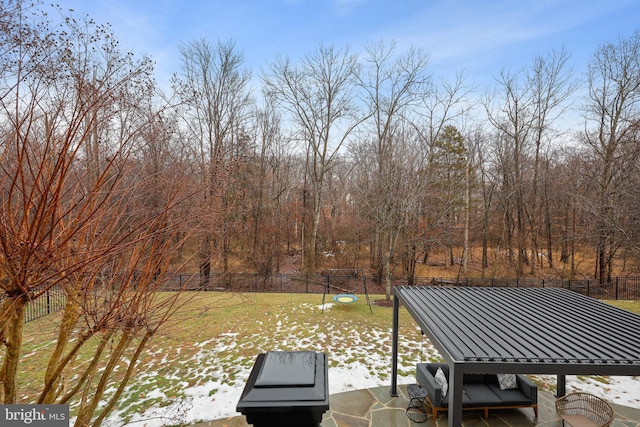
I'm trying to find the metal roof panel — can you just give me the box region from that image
[395,286,640,366]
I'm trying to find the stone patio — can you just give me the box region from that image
[193,385,640,427]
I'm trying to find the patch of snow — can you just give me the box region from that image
[102,302,640,427]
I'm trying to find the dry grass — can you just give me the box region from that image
[18,292,640,424]
[19,292,426,424]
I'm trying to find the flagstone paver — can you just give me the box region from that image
[192,386,640,427]
[332,411,370,427]
[330,388,377,418]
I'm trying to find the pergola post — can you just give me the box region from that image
[447,363,464,427]
[557,374,566,397]
[390,294,399,397]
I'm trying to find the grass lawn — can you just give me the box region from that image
[20,292,434,425]
[18,293,640,426]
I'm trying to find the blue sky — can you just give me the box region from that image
[50,0,640,91]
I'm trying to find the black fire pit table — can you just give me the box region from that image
[236,351,329,427]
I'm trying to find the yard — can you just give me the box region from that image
[19,292,640,426]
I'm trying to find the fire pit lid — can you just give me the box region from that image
[237,351,328,406]
[255,351,316,387]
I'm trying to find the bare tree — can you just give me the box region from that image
[484,48,574,277]
[0,3,194,424]
[582,30,640,283]
[263,44,360,271]
[351,125,424,292]
[356,40,429,295]
[245,100,297,274]
[468,127,496,276]
[174,38,253,280]
[411,72,472,274]
[526,48,575,273]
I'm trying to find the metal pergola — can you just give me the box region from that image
[390,286,640,426]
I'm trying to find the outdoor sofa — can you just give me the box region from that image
[416,363,539,419]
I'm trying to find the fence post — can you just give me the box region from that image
[47,289,51,315]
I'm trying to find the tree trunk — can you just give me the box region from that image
[597,224,607,284]
[545,198,554,268]
[0,298,25,403]
[308,185,322,272]
[55,329,113,406]
[382,255,392,301]
[93,333,151,426]
[199,235,211,286]
[561,200,570,264]
[41,290,82,403]
[75,330,134,427]
[463,160,470,274]
[403,244,417,286]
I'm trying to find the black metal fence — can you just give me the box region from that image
[161,273,640,301]
[19,284,67,323]
[161,271,386,294]
[10,274,640,324]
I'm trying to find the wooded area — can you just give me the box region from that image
[1,1,640,423]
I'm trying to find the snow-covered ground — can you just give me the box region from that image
[104,302,640,427]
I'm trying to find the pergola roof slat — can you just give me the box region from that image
[396,286,640,365]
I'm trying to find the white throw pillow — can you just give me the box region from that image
[497,373,518,390]
[434,367,448,398]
